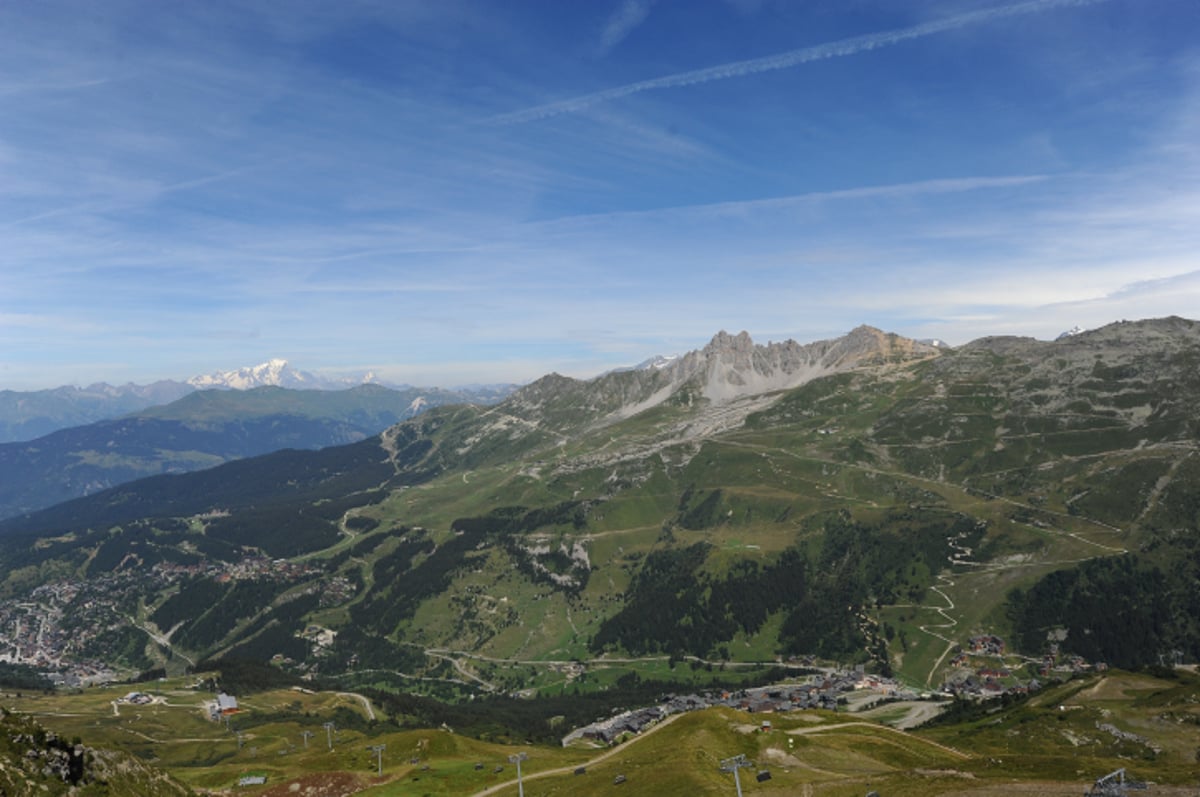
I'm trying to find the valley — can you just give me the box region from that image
[7,0,1196,790]
[0,383,511,520]
[2,319,1200,793]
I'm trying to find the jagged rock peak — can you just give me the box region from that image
[704,330,755,353]
[648,325,935,406]
[503,325,942,428]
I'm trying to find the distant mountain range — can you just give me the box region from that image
[0,381,517,521]
[0,382,195,443]
[0,360,516,443]
[5,319,1198,694]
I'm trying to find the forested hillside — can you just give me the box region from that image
[1,320,1198,692]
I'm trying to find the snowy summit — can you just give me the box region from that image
[187,359,324,390]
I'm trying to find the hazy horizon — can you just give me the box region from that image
[4,0,1198,390]
[0,317,1170,392]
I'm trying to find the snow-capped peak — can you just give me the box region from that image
[188,359,321,390]
[599,353,681,377]
[186,360,401,390]
[643,354,679,369]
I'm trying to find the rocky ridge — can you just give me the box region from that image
[469,325,939,477]
[505,325,936,427]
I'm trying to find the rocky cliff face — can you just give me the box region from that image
[0,708,192,796]
[463,326,944,472]
[506,326,939,432]
[663,325,938,403]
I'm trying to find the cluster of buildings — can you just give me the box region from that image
[153,555,322,585]
[43,664,119,688]
[943,635,1106,698]
[561,670,895,746]
[316,576,356,608]
[942,671,1040,698]
[0,552,345,685]
[0,575,139,676]
[0,601,59,668]
[1038,645,1107,677]
[296,625,338,660]
[968,635,1005,655]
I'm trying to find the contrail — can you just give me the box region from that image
[489,0,1108,125]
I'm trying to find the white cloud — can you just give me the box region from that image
[2,0,1196,390]
[598,0,656,55]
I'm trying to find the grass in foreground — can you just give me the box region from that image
[5,668,1198,796]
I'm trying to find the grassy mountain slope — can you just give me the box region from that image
[1,320,1198,691]
[5,668,1199,795]
[0,707,193,796]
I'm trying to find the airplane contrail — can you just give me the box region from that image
[488,0,1108,125]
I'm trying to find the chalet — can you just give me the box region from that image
[215,692,239,716]
[969,634,1005,655]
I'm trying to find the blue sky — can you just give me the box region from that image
[2,0,1198,389]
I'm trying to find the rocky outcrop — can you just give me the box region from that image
[505,325,939,432]
[0,708,192,796]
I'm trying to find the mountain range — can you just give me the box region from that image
[0,382,516,521]
[0,381,195,443]
[1,318,1198,699]
[0,360,517,443]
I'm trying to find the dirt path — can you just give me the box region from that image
[424,649,499,692]
[787,720,969,760]
[919,575,961,686]
[468,713,685,797]
[336,691,376,721]
[854,698,949,729]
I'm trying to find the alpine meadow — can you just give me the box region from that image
[3,320,1200,794]
[4,0,1200,794]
